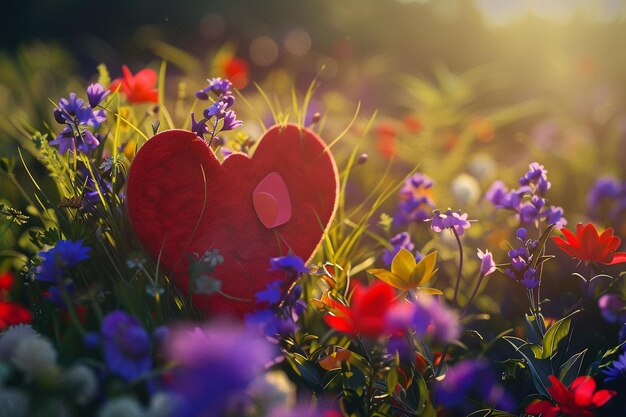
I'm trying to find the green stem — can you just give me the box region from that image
[451,228,464,308]
[460,271,486,317]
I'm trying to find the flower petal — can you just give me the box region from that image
[525,400,560,417]
[609,252,626,265]
[571,376,595,407]
[590,389,616,407]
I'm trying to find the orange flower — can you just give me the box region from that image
[319,348,353,370]
[552,223,626,265]
[110,65,158,104]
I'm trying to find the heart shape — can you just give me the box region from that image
[126,123,339,316]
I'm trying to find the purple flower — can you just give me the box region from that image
[520,268,539,289]
[588,177,622,212]
[542,205,567,227]
[387,295,460,343]
[80,130,100,152]
[245,308,296,338]
[190,112,209,138]
[519,162,550,196]
[598,294,626,323]
[101,311,151,381]
[35,240,91,284]
[203,100,227,119]
[382,232,415,266]
[430,209,471,236]
[394,173,434,226]
[192,77,242,144]
[196,78,233,100]
[604,352,626,382]
[485,181,516,209]
[486,163,566,228]
[477,249,496,276]
[86,83,110,107]
[49,126,76,155]
[435,359,514,412]
[56,93,93,125]
[164,320,273,417]
[414,296,460,343]
[222,110,243,131]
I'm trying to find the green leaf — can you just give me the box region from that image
[386,368,398,396]
[540,316,572,359]
[558,349,587,386]
[503,336,550,397]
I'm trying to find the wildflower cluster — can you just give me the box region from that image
[49,84,108,155]
[486,162,566,228]
[393,172,435,226]
[246,255,308,338]
[504,228,540,288]
[192,77,243,142]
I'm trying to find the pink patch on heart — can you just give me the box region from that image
[253,172,292,229]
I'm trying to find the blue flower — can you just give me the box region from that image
[255,280,282,304]
[435,359,514,412]
[165,321,272,417]
[268,255,308,275]
[35,240,91,284]
[101,311,151,381]
[604,351,626,382]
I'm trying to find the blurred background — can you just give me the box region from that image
[2,0,626,225]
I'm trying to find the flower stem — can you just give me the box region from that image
[436,229,464,378]
[452,228,464,308]
[460,271,485,317]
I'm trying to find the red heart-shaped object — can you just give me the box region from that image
[126,123,338,316]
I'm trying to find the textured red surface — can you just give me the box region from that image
[126,124,339,316]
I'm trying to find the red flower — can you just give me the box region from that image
[324,281,396,338]
[526,375,615,417]
[552,223,626,265]
[0,271,14,291]
[0,301,32,330]
[110,65,158,104]
[375,122,397,159]
[221,56,249,90]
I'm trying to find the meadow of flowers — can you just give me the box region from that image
[2,12,626,417]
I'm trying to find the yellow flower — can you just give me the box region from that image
[368,248,440,293]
